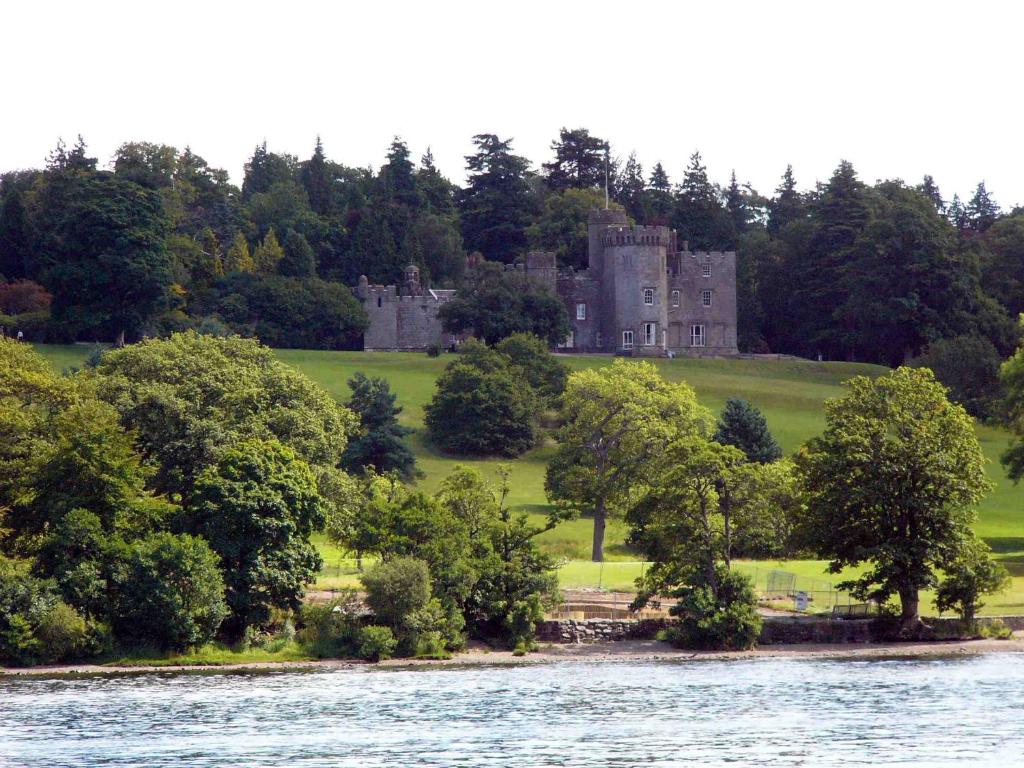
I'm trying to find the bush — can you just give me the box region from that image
[495,333,568,404]
[110,532,228,652]
[667,567,762,651]
[360,557,432,631]
[424,340,540,457]
[34,601,91,662]
[425,342,442,358]
[936,540,1010,624]
[357,625,397,662]
[297,594,361,658]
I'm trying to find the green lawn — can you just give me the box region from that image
[34,344,1024,615]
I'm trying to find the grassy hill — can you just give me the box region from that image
[35,344,1024,614]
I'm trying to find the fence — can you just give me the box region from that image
[737,565,858,614]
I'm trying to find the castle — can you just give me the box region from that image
[354,208,738,356]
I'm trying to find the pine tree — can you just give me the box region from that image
[617,152,646,219]
[253,228,285,274]
[279,229,317,277]
[0,188,31,279]
[724,170,749,238]
[417,147,457,214]
[459,134,537,263]
[918,175,945,214]
[948,194,968,233]
[224,232,255,273]
[341,372,418,479]
[647,162,674,223]
[712,398,782,464]
[380,136,419,209]
[768,165,805,235]
[542,127,609,191]
[241,142,271,200]
[301,136,332,216]
[967,181,1000,231]
[674,151,726,249]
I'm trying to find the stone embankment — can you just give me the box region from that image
[536,615,1024,645]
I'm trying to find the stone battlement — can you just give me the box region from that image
[600,225,672,248]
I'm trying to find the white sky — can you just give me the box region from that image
[3,0,1022,208]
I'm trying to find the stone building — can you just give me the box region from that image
[354,209,738,356]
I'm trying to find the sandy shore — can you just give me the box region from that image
[4,637,1024,677]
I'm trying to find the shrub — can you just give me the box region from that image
[357,625,397,662]
[425,342,442,358]
[110,532,228,652]
[667,567,762,651]
[936,540,1010,624]
[495,333,568,404]
[360,557,432,631]
[34,601,91,662]
[424,340,540,457]
[297,593,361,658]
[979,619,1013,640]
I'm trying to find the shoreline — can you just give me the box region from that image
[4,637,1024,678]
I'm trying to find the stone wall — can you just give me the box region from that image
[535,615,1024,645]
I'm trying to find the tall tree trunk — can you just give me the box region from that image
[898,585,920,631]
[591,499,606,562]
[115,328,126,348]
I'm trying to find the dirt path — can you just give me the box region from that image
[5,637,1024,677]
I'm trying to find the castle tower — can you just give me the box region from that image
[601,224,671,355]
[402,263,422,296]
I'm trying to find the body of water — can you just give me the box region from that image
[2,654,1023,767]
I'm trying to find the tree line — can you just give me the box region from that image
[3,129,1023,371]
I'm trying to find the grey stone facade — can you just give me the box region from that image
[354,209,738,356]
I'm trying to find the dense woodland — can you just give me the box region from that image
[2,129,1023,372]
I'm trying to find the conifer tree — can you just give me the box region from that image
[617,152,646,219]
[341,372,418,479]
[193,228,224,285]
[948,194,968,233]
[542,127,609,192]
[301,136,332,216]
[713,398,782,464]
[0,189,31,279]
[647,162,674,223]
[918,175,945,214]
[674,151,727,249]
[224,232,255,273]
[967,181,1000,232]
[767,165,805,235]
[724,170,749,238]
[253,228,285,274]
[279,229,317,277]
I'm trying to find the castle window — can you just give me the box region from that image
[690,324,706,347]
[622,330,634,350]
[643,288,655,306]
[671,290,680,307]
[702,262,711,278]
[596,332,603,348]
[576,303,586,320]
[643,322,657,346]
[702,290,712,307]
[377,296,382,308]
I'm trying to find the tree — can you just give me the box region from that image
[767,165,805,236]
[341,372,417,479]
[253,228,285,274]
[494,332,568,405]
[92,331,358,502]
[981,213,1024,316]
[673,151,729,250]
[542,127,609,192]
[646,162,674,223]
[713,398,782,463]
[545,360,711,561]
[424,340,541,457]
[110,532,227,651]
[224,232,255,273]
[0,280,51,315]
[527,188,617,270]
[935,538,1010,624]
[188,439,325,636]
[279,229,317,277]
[910,335,1004,419]
[966,181,999,232]
[438,260,570,346]
[918,175,945,214]
[796,367,992,630]
[459,134,537,263]
[0,188,31,280]
[36,173,172,345]
[616,152,646,220]
[300,137,332,216]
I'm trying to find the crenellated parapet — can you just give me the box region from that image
[600,225,672,248]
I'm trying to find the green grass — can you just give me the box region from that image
[33,345,1024,615]
[104,641,313,667]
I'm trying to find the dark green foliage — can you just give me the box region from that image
[438,261,570,346]
[187,439,326,636]
[982,213,1024,317]
[424,340,540,457]
[0,188,31,279]
[672,151,732,250]
[542,127,609,192]
[666,566,762,651]
[360,557,432,630]
[527,188,611,270]
[935,540,1010,624]
[341,372,417,479]
[967,181,1000,232]
[109,532,227,652]
[296,592,362,658]
[495,332,568,405]
[356,625,397,661]
[36,172,173,343]
[459,134,538,263]
[201,273,368,349]
[713,398,782,463]
[910,335,1004,419]
[279,229,317,277]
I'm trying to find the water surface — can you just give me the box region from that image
[2,654,1022,767]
